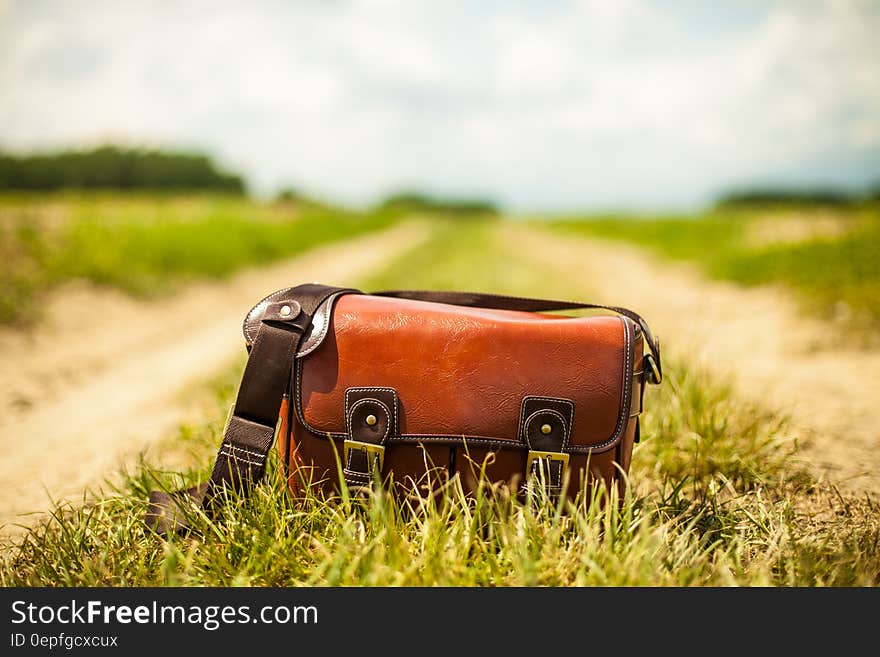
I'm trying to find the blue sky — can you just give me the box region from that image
[1,0,878,210]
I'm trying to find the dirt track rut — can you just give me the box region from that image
[0,222,427,531]
[510,224,880,494]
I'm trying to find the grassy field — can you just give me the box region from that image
[0,193,398,324]
[2,220,877,586]
[549,203,880,324]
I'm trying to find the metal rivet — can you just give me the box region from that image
[365,414,377,426]
[279,305,292,317]
[540,423,552,435]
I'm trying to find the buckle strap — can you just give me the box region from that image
[341,387,397,494]
[520,396,572,500]
[344,440,386,472]
[342,440,385,493]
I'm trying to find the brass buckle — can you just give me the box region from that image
[526,450,569,475]
[645,353,662,384]
[343,440,385,472]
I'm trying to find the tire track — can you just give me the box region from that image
[508,223,880,494]
[0,222,428,531]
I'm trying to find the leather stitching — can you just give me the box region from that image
[344,387,398,441]
[523,408,570,450]
[218,446,265,467]
[222,443,267,459]
[584,316,631,452]
[243,286,297,344]
[517,397,575,449]
[345,397,392,443]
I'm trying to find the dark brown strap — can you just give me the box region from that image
[145,284,358,534]
[374,289,662,384]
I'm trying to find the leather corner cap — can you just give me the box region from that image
[297,293,637,451]
[243,291,345,354]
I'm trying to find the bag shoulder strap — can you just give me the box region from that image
[145,284,357,534]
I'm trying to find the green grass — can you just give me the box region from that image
[1,220,878,586]
[549,204,880,323]
[0,192,399,324]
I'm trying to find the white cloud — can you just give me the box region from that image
[0,0,878,210]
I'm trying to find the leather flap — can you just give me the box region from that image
[293,294,642,454]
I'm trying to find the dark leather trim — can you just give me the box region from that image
[342,388,398,490]
[297,292,346,357]
[524,409,568,446]
[291,316,636,455]
[344,387,398,444]
[243,288,356,353]
[519,396,574,451]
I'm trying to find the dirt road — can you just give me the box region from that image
[510,225,880,494]
[0,222,427,531]
[3,219,874,533]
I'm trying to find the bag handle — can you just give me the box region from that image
[374,289,662,384]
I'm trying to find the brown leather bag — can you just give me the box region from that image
[147,284,662,533]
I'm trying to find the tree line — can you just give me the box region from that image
[377,191,498,216]
[717,183,880,207]
[0,146,245,193]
